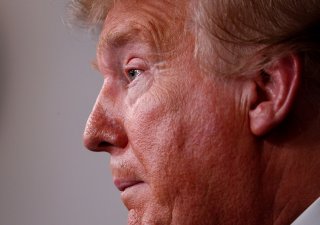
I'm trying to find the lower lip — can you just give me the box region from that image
[122,181,144,192]
[114,180,144,192]
[121,182,147,207]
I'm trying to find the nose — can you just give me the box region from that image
[83,88,128,153]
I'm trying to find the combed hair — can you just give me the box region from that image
[68,0,320,81]
[67,0,114,29]
[192,0,320,78]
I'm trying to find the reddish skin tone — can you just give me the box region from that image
[83,1,320,225]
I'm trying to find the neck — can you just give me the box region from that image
[260,97,320,225]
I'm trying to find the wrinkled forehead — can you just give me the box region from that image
[107,0,187,17]
[98,0,189,52]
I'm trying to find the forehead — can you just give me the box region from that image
[107,0,186,20]
[98,0,188,52]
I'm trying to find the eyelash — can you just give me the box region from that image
[124,56,148,82]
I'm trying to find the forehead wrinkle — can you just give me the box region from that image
[98,0,185,53]
[97,23,155,58]
[96,0,189,70]
[138,1,183,51]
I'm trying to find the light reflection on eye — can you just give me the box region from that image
[127,69,143,81]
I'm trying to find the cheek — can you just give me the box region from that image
[124,76,260,223]
[126,71,154,106]
[125,78,231,194]
[126,89,184,175]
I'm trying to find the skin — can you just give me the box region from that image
[83,1,320,225]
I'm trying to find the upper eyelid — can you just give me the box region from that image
[124,59,147,77]
[93,50,150,79]
[94,60,147,83]
[125,57,148,68]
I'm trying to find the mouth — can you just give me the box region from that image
[114,179,144,192]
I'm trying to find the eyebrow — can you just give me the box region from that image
[93,26,156,73]
[97,27,149,54]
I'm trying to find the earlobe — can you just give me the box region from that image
[249,54,301,136]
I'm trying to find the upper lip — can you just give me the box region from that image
[114,179,144,192]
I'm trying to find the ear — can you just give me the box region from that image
[249,54,301,136]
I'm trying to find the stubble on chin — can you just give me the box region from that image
[127,209,140,225]
[127,204,173,225]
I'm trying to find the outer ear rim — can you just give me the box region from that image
[249,54,301,136]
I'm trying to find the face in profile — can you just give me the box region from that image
[84,1,263,225]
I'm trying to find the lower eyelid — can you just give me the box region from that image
[126,69,151,88]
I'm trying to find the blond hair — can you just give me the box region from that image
[67,0,113,29]
[192,0,320,78]
[69,0,320,80]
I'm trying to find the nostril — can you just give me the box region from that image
[83,104,128,152]
[98,141,113,148]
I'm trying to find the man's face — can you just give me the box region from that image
[84,1,262,225]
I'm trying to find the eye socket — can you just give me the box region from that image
[127,69,143,81]
[125,57,148,82]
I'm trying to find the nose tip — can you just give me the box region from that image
[83,124,128,152]
[83,104,128,153]
[83,126,109,152]
[83,134,113,153]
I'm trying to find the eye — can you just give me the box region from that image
[126,68,143,81]
[125,57,147,82]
